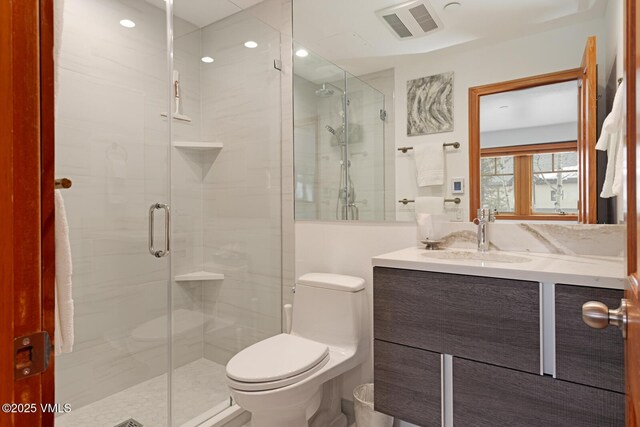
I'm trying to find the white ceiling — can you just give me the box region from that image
[145,0,265,28]
[294,0,607,73]
[480,81,578,132]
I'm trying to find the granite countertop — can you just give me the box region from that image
[372,246,626,289]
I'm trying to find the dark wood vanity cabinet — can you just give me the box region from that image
[453,358,624,427]
[555,284,624,393]
[373,267,625,426]
[374,267,540,373]
[374,340,441,426]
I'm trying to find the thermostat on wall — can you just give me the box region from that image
[451,177,464,194]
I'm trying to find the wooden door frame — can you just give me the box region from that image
[0,0,55,426]
[468,68,588,222]
[626,0,640,425]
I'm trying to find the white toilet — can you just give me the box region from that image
[225,273,369,427]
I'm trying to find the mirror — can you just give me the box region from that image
[472,74,584,222]
[293,0,624,224]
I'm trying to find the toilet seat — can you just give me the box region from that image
[226,333,330,392]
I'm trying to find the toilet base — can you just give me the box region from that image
[242,378,349,427]
[309,377,348,427]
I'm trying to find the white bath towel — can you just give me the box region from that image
[413,142,444,187]
[612,131,626,196]
[596,81,626,198]
[599,133,619,198]
[54,190,74,355]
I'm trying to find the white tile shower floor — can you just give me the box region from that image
[55,358,230,427]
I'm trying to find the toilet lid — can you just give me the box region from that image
[226,333,329,383]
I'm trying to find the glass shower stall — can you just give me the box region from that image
[293,42,386,222]
[53,0,286,425]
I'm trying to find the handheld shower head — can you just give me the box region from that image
[325,125,337,135]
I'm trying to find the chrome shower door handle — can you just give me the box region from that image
[148,203,170,258]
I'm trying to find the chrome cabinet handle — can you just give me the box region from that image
[582,299,628,339]
[149,203,170,258]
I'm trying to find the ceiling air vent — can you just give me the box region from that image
[376,1,443,40]
[382,14,413,38]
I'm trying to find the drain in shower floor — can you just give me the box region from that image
[114,419,143,427]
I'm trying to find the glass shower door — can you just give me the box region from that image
[169,2,284,425]
[345,74,386,221]
[54,0,173,425]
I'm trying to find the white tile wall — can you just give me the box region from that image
[294,221,417,401]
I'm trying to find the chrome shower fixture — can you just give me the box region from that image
[315,82,343,97]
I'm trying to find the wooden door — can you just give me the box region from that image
[0,0,55,426]
[628,0,640,423]
[578,35,598,224]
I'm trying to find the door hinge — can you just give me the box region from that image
[14,331,50,380]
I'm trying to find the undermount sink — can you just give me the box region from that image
[421,250,531,264]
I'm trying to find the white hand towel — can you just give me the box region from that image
[54,190,74,355]
[415,196,445,215]
[415,197,445,242]
[413,142,444,187]
[416,213,435,241]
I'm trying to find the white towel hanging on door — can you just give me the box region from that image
[54,190,74,355]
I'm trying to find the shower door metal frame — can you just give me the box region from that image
[0,0,56,426]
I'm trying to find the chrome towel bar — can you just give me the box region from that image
[398,142,460,153]
[398,198,461,205]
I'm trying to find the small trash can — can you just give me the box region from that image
[353,383,394,427]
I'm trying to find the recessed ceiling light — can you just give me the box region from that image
[244,41,258,49]
[119,19,136,28]
[201,56,214,63]
[295,49,309,58]
[443,2,461,10]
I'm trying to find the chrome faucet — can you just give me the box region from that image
[473,208,495,252]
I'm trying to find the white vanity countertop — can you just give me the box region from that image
[372,247,626,289]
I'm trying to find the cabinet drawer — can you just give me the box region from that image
[453,358,624,427]
[374,267,540,373]
[555,284,624,393]
[374,340,441,426]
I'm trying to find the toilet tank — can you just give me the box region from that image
[290,273,366,349]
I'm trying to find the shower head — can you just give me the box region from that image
[315,83,337,97]
[325,125,337,135]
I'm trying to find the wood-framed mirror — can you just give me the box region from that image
[469,37,600,223]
